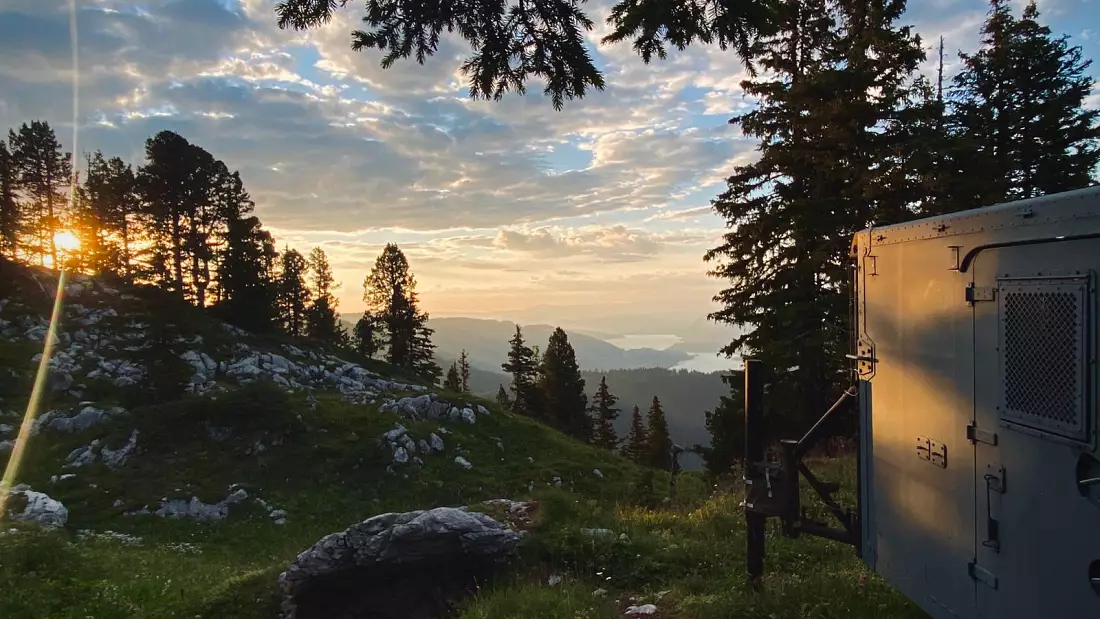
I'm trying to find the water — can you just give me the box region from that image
[606,333,737,374]
[606,334,682,350]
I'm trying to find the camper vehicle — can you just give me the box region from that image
[743,185,1100,619]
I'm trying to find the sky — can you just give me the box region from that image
[0,0,1097,336]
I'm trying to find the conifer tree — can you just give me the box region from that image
[353,312,381,358]
[0,140,21,258]
[408,298,442,382]
[644,396,673,470]
[212,214,277,333]
[589,376,620,450]
[77,151,138,276]
[444,362,462,392]
[363,244,420,367]
[459,349,471,393]
[501,325,539,415]
[951,0,1100,206]
[278,248,311,336]
[8,121,71,267]
[305,247,344,343]
[496,383,512,409]
[702,372,745,477]
[541,327,590,441]
[622,405,648,463]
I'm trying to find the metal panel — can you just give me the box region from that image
[997,276,1089,442]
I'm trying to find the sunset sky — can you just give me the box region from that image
[1,0,1097,333]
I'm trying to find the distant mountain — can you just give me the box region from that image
[425,316,690,373]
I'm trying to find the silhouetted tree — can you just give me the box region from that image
[305,247,344,343]
[0,140,20,258]
[364,243,415,366]
[76,151,138,276]
[8,121,70,267]
[541,327,590,441]
[644,396,673,469]
[496,383,511,409]
[701,371,745,477]
[211,214,277,333]
[951,0,1100,206]
[353,312,381,358]
[502,325,539,415]
[459,349,471,393]
[589,376,620,450]
[444,362,462,392]
[275,0,779,109]
[278,248,311,336]
[622,405,648,463]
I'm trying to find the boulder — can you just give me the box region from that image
[7,486,68,528]
[625,604,659,615]
[278,507,524,619]
[393,447,409,464]
[426,401,450,419]
[454,456,473,470]
[460,408,476,424]
[429,433,445,452]
[101,430,138,469]
[476,405,489,416]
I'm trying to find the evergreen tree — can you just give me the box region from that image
[353,312,381,358]
[276,0,778,110]
[459,349,471,393]
[705,0,926,432]
[77,151,138,276]
[408,297,442,382]
[8,121,71,267]
[278,248,311,336]
[541,327,590,441]
[589,376,620,450]
[305,247,343,343]
[363,243,418,367]
[211,214,277,333]
[496,383,512,409]
[0,140,21,258]
[444,362,462,392]
[501,325,539,415]
[701,371,745,477]
[951,0,1100,206]
[622,405,648,463]
[644,396,673,470]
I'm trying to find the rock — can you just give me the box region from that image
[625,604,658,615]
[447,407,460,422]
[476,404,489,416]
[64,440,101,468]
[552,476,563,487]
[271,509,287,520]
[383,424,407,442]
[8,487,68,528]
[426,401,450,419]
[429,433,445,452]
[274,518,287,525]
[593,468,604,479]
[155,497,228,522]
[593,588,608,597]
[548,574,563,586]
[48,370,73,392]
[454,456,472,470]
[278,507,524,619]
[0,440,11,454]
[100,430,138,469]
[224,488,249,505]
[393,447,409,464]
[401,435,417,454]
[418,439,431,453]
[460,408,476,424]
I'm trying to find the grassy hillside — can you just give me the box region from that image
[0,263,922,619]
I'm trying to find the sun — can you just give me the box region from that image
[54,230,81,252]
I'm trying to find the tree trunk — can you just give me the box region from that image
[172,213,184,298]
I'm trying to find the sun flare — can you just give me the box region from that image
[54,230,81,252]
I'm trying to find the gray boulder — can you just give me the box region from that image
[460,408,476,424]
[429,433,445,452]
[278,507,524,619]
[8,486,68,528]
[455,456,473,470]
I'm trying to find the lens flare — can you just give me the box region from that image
[54,230,80,253]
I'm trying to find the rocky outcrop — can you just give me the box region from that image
[7,485,68,528]
[279,507,525,619]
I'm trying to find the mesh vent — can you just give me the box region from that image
[999,279,1088,441]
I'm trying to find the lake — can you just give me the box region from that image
[607,334,738,374]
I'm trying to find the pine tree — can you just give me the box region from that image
[408,297,441,382]
[353,312,381,358]
[701,372,745,477]
[951,0,1100,206]
[459,349,471,393]
[589,376,620,450]
[363,243,420,367]
[705,0,926,432]
[211,214,277,333]
[77,151,138,276]
[622,405,648,463]
[541,327,590,441]
[0,139,21,258]
[305,247,343,343]
[278,248,311,336]
[496,383,512,409]
[444,362,462,392]
[8,121,71,267]
[501,325,539,415]
[644,396,673,470]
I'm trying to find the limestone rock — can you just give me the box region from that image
[625,604,658,615]
[7,486,68,528]
[592,468,604,479]
[278,507,524,619]
[429,433,445,452]
[460,408,476,424]
[454,456,473,470]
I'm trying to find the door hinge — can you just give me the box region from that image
[967,423,998,445]
[965,284,996,304]
[969,562,999,589]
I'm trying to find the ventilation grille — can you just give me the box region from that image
[999,278,1089,441]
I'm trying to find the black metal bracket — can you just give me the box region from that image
[743,359,860,586]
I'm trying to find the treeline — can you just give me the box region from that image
[496,325,676,469]
[701,0,1100,476]
[0,123,441,382]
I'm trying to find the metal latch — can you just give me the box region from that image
[846,338,877,377]
[969,562,999,589]
[967,423,998,445]
[917,436,947,468]
[982,464,1006,553]
[965,284,995,304]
